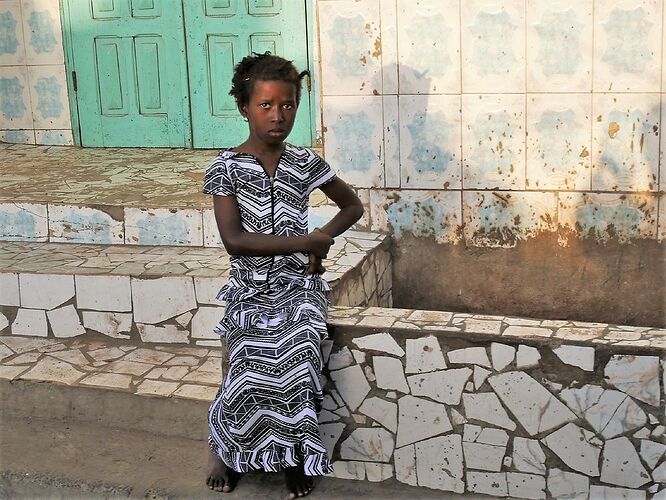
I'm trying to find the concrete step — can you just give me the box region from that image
[0,233,392,345]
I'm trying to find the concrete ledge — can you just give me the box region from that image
[1,306,665,498]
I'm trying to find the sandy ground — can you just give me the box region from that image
[0,416,471,499]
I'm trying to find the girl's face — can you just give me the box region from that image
[240,80,298,146]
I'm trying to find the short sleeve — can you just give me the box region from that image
[308,154,337,195]
[203,157,235,196]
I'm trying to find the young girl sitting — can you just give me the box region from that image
[203,53,364,499]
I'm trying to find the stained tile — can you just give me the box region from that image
[541,422,601,476]
[318,0,382,95]
[416,435,464,492]
[340,427,394,462]
[600,437,650,488]
[397,0,460,94]
[19,273,74,309]
[507,472,546,499]
[0,65,33,128]
[11,307,47,336]
[82,311,131,339]
[604,354,660,406]
[526,94,592,190]
[593,0,662,92]
[26,65,70,129]
[329,364,371,411]
[0,203,48,241]
[462,392,516,430]
[0,273,19,306]
[527,0,593,92]
[34,129,73,146]
[547,468,589,499]
[592,93,660,191]
[466,471,507,497]
[322,95,384,188]
[47,304,85,338]
[20,356,84,385]
[370,189,461,243]
[172,383,218,401]
[373,356,409,392]
[125,208,203,246]
[191,306,221,340]
[462,0,526,93]
[49,205,124,244]
[559,193,658,243]
[136,379,179,397]
[462,94,525,189]
[131,276,196,324]
[399,94,461,189]
[463,191,557,248]
[80,372,132,390]
[20,0,64,65]
[407,367,471,405]
[0,129,35,144]
[0,1,26,65]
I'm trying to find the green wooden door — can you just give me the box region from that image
[67,0,191,147]
[184,0,312,148]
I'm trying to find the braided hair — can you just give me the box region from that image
[230,52,309,108]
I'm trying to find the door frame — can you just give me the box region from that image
[60,0,319,149]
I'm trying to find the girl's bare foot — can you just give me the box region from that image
[206,449,240,493]
[284,465,314,499]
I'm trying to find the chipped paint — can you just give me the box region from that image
[0,210,37,240]
[470,10,517,75]
[34,76,63,119]
[329,110,376,173]
[27,10,57,54]
[602,7,652,74]
[404,13,452,80]
[0,10,19,55]
[328,14,371,78]
[406,110,454,174]
[0,77,26,119]
[468,110,519,184]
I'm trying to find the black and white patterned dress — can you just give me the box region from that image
[203,143,337,475]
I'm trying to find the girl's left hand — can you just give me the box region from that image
[306,253,326,275]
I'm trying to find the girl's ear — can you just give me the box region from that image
[238,103,248,120]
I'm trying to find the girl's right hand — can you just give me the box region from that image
[307,229,334,258]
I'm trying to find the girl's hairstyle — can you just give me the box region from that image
[230,52,309,107]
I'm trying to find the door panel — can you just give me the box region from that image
[68,0,190,147]
[184,0,311,148]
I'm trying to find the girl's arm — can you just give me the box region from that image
[213,195,334,257]
[317,178,365,237]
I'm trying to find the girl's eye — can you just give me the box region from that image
[260,103,270,109]
[283,104,294,110]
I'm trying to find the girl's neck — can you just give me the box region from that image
[235,138,285,157]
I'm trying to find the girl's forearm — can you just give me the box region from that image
[223,232,310,256]
[319,204,364,238]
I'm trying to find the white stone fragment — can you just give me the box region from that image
[0,336,58,354]
[46,305,85,338]
[193,277,223,305]
[19,274,74,310]
[450,408,467,425]
[552,345,595,371]
[652,461,666,482]
[405,335,446,373]
[491,343,515,371]
[473,366,491,389]
[12,308,48,337]
[319,410,340,423]
[634,428,651,439]
[359,397,397,433]
[0,273,19,306]
[328,346,355,370]
[0,343,13,361]
[547,468,589,500]
[351,349,365,364]
[20,357,85,385]
[137,324,189,344]
[363,365,376,382]
[352,332,404,357]
[75,275,131,312]
[477,427,509,447]
[447,346,491,368]
[542,423,601,476]
[0,312,9,333]
[407,368,472,405]
[131,276,196,324]
[340,428,394,463]
[319,423,345,459]
[175,312,193,328]
[330,461,365,480]
[601,437,650,488]
[373,356,408,392]
[396,395,452,447]
[462,392,517,430]
[329,365,371,411]
[489,371,576,435]
[467,471,507,497]
[507,472,546,499]
[584,389,646,438]
[463,441,505,471]
[560,384,604,416]
[416,435,464,493]
[365,462,392,482]
[513,437,546,475]
[589,485,646,499]
[191,306,222,340]
[394,445,416,486]
[516,345,541,368]
[654,426,666,438]
[605,355,660,407]
[82,311,131,339]
[640,440,666,469]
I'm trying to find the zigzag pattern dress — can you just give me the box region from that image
[203,143,336,476]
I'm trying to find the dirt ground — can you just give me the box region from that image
[0,416,468,500]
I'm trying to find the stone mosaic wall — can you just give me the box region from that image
[0,233,391,345]
[321,307,666,498]
[0,0,73,145]
[317,0,665,247]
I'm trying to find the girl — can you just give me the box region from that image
[203,53,364,499]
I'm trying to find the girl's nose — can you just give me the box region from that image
[272,107,284,122]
